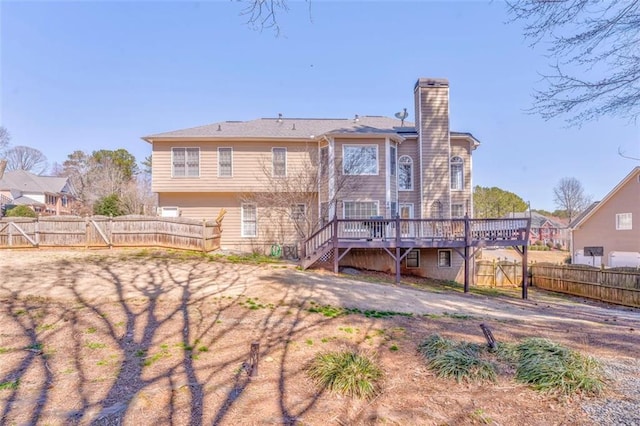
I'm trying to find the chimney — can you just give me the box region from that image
[414,78,451,218]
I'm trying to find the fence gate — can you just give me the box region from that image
[475,259,523,287]
[88,219,111,247]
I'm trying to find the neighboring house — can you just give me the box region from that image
[505,211,568,248]
[0,170,75,216]
[570,167,640,268]
[143,78,489,281]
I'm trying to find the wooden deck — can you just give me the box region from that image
[302,217,532,298]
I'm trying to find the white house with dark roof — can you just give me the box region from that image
[0,170,75,216]
[143,78,498,283]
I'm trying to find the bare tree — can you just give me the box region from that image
[241,144,361,248]
[0,126,10,152]
[4,145,48,175]
[553,177,591,223]
[508,0,640,124]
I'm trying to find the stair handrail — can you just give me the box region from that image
[303,220,335,259]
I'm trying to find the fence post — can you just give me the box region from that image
[35,216,40,247]
[8,221,12,247]
[108,216,113,249]
[202,219,207,253]
[85,216,89,249]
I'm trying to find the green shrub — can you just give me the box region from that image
[5,205,37,218]
[514,338,604,395]
[93,194,124,216]
[307,350,383,399]
[418,334,496,383]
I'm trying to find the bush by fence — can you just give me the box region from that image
[0,215,221,252]
[531,264,640,308]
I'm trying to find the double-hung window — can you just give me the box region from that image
[291,204,306,222]
[218,147,232,177]
[398,156,413,190]
[450,156,463,190]
[343,201,379,219]
[273,147,287,177]
[390,145,397,176]
[616,213,632,230]
[452,204,465,218]
[438,250,452,268]
[242,204,257,237]
[343,145,378,175]
[172,147,199,177]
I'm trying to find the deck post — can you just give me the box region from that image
[522,244,529,299]
[463,215,471,293]
[332,216,339,274]
[395,215,401,284]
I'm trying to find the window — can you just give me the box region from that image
[218,147,232,177]
[450,156,463,190]
[320,146,329,177]
[343,145,378,175]
[390,202,397,218]
[438,250,452,268]
[406,249,420,268]
[616,213,632,230]
[431,201,443,219]
[291,204,306,221]
[172,147,199,177]
[390,145,397,176]
[343,201,379,219]
[242,204,257,237]
[273,147,287,177]
[452,204,465,218]
[398,156,413,190]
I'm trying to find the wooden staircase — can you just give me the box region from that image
[301,221,335,270]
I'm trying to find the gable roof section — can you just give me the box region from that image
[570,167,640,229]
[143,115,481,146]
[0,170,70,195]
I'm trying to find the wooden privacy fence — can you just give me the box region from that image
[475,259,523,287]
[531,264,640,308]
[0,215,221,252]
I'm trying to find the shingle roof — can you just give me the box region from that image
[143,116,418,140]
[505,211,566,229]
[0,170,70,194]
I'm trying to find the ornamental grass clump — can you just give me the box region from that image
[514,338,604,396]
[418,334,497,383]
[307,350,383,399]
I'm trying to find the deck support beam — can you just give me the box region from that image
[513,245,529,299]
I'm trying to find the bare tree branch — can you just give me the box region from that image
[508,0,640,124]
[4,145,49,175]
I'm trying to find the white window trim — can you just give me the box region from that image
[405,249,420,269]
[342,144,379,176]
[450,156,464,191]
[272,147,287,177]
[616,213,632,230]
[437,249,452,268]
[218,147,233,178]
[241,203,258,238]
[171,147,200,178]
[342,200,380,219]
[398,155,413,191]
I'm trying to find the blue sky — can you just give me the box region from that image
[1,0,638,211]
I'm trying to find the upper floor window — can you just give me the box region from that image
[616,213,632,230]
[450,156,463,190]
[431,200,443,219]
[398,156,413,190]
[343,201,379,219]
[390,145,397,176]
[343,145,378,175]
[320,146,329,177]
[218,147,232,177]
[452,203,465,218]
[273,147,287,177]
[172,147,199,177]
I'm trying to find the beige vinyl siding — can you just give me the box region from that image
[450,138,473,217]
[158,192,318,252]
[152,140,318,193]
[333,138,388,217]
[415,83,451,218]
[397,137,421,217]
[573,170,640,266]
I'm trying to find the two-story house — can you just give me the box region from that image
[571,167,640,267]
[144,78,496,282]
[0,170,75,216]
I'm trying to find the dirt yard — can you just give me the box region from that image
[479,248,569,264]
[0,249,638,425]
